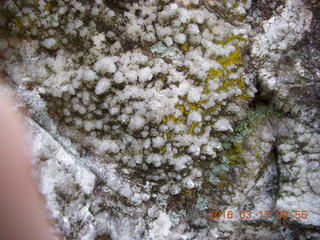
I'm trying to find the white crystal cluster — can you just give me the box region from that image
[2,0,255,195]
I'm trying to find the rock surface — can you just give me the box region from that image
[0,0,319,239]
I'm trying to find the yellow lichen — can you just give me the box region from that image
[181,189,193,196]
[186,3,193,9]
[44,1,57,11]
[218,76,246,92]
[162,114,183,124]
[44,2,52,11]
[158,75,167,82]
[207,67,224,79]
[164,132,172,139]
[14,17,25,31]
[188,100,207,110]
[181,42,189,52]
[214,34,246,46]
[161,33,250,138]
[202,104,220,115]
[160,146,167,153]
[216,46,242,67]
[188,122,199,134]
[177,104,189,115]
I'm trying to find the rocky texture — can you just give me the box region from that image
[0,0,320,239]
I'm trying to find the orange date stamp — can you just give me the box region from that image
[208,210,308,220]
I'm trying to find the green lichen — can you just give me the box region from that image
[151,41,180,58]
[195,195,208,211]
[208,105,276,187]
[170,209,187,227]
